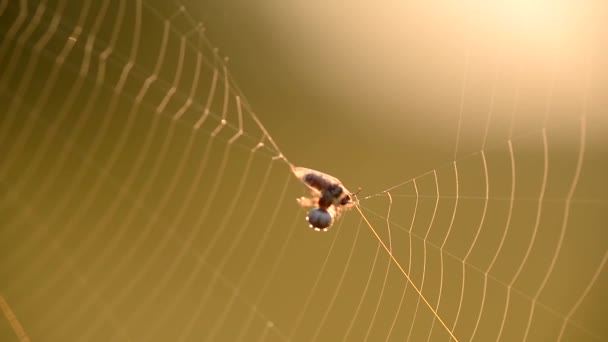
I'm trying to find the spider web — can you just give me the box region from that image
[1,1,607,341]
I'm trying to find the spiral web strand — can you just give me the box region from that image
[1,1,607,341]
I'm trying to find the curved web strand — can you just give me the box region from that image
[494,134,545,341]
[288,218,347,340]
[0,178,132,341]
[0,0,78,273]
[356,199,460,341]
[309,218,364,342]
[468,151,501,340]
[32,1,164,316]
[2,1,288,340]
[520,115,587,342]
[556,250,608,341]
[14,0,146,322]
[426,160,463,342]
[342,192,396,341]
[340,219,383,342]
[362,192,393,341]
[0,0,77,195]
[405,170,443,341]
[3,0,106,292]
[234,208,302,342]
[384,180,418,341]
[203,167,292,341]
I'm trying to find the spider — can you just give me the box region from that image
[293,166,358,231]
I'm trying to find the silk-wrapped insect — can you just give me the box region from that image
[293,167,357,231]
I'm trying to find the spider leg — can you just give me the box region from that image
[296,196,317,208]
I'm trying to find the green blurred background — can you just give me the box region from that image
[1,0,607,341]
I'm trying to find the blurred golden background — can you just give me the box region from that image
[1,0,606,341]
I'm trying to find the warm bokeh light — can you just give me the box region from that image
[255,0,605,140]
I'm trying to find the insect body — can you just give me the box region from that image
[293,167,357,231]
